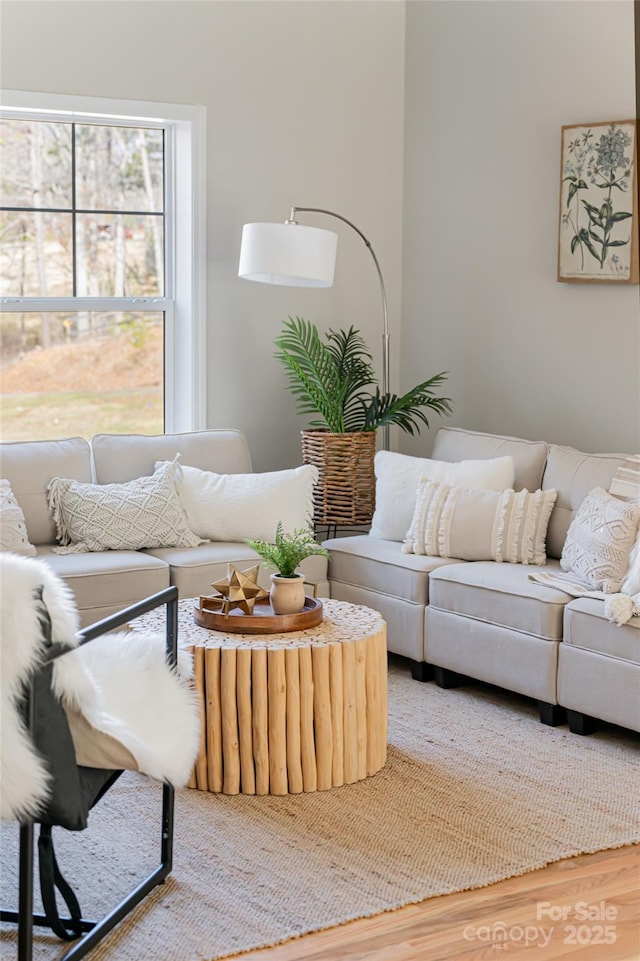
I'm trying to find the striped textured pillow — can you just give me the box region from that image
[609,455,640,502]
[402,481,557,565]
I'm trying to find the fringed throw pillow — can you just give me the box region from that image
[560,486,640,593]
[402,481,557,564]
[47,460,202,553]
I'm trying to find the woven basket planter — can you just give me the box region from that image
[301,429,377,527]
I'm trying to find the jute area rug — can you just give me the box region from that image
[1,662,639,961]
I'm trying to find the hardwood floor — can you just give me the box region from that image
[234,845,640,961]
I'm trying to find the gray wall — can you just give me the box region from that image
[2,0,638,463]
[402,0,639,456]
[1,1,406,470]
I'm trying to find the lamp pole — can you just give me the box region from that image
[287,207,391,451]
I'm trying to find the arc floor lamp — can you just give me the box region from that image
[238,206,391,450]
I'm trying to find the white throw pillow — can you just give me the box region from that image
[0,479,36,556]
[402,481,557,564]
[159,462,318,542]
[369,450,515,542]
[47,460,202,553]
[560,487,640,593]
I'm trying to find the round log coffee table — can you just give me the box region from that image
[131,598,387,796]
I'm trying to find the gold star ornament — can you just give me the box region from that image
[210,564,269,616]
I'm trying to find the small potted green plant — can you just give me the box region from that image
[245,523,329,614]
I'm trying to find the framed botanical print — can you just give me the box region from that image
[558,120,638,283]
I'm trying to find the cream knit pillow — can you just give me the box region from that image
[402,481,557,564]
[560,486,640,593]
[48,460,202,553]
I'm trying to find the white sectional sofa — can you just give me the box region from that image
[324,427,640,735]
[1,430,329,627]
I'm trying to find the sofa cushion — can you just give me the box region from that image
[92,429,252,483]
[564,597,640,665]
[369,449,515,542]
[431,426,548,492]
[36,546,170,627]
[0,437,92,546]
[403,482,557,565]
[161,462,317,542]
[48,461,202,553]
[0,479,36,556]
[324,534,465,605]
[146,543,327,599]
[542,444,628,559]
[560,487,640,593]
[428,560,572,640]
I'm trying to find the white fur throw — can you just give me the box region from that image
[0,553,200,821]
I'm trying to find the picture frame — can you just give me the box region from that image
[557,119,638,284]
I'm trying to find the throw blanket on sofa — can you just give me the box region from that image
[527,569,640,626]
[0,553,200,821]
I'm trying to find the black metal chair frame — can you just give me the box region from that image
[1,586,179,961]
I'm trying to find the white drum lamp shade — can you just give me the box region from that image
[238,222,338,287]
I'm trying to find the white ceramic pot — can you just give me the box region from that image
[270,573,305,615]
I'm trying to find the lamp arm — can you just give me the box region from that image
[289,207,390,411]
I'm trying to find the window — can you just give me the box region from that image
[0,92,206,441]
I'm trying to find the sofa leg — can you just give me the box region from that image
[538,701,566,727]
[567,709,600,736]
[434,667,468,689]
[410,661,433,683]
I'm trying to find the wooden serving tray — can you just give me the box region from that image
[193,596,323,634]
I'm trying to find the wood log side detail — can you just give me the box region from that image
[194,645,208,791]
[252,648,269,795]
[221,648,240,795]
[205,646,223,792]
[236,648,255,795]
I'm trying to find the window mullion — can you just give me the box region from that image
[72,121,77,297]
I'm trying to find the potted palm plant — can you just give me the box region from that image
[274,317,452,526]
[245,523,329,614]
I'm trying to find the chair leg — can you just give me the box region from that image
[57,784,175,961]
[3,783,175,961]
[18,822,34,961]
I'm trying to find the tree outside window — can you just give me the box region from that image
[1,115,167,440]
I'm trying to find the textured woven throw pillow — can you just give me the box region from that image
[370,451,515,542]
[0,479,36,556]
[608,455,640,595]
[157,461,318,543]
[560,486,640,593]
[47,460,202,553]
[402,481,557,564]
